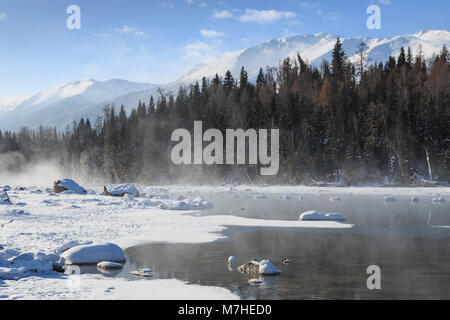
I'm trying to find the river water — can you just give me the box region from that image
[91,192,450,299]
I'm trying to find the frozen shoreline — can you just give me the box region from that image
[1,184,447,300]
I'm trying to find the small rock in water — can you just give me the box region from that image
[228,256,236,264]
[131,268,153,277]
[238,259,281,275]
[384,196,397,202]
[282,258,290,265]
[97,261,124,270]
[248,278,264,285]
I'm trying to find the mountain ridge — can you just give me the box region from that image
[1,30,449,131]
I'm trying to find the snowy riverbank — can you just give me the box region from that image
[1,184,447,300]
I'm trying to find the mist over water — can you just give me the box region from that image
[120,194,450,299]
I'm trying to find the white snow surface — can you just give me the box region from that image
[1,184,448,299]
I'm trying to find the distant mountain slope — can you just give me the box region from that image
[0,79,157,131]
[0,30,448,131]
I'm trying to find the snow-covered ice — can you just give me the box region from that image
[299,211,346,221]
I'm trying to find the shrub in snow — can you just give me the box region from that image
[238,260,281,275]
[61,243,126,265]
[0,190,11,204]
[104,184,139,197]
[54,179,87,194]
[299,211,346,221]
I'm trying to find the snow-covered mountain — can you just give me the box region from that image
[1,30,448,131]
[175,30,450,85]
[0,79,157,131]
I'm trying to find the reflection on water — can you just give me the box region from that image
[96,194,450,299]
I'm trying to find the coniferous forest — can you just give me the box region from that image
[1,39,449,185]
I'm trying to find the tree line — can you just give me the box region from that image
[1,39,449,185]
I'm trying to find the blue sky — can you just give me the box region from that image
[0,0,449,97]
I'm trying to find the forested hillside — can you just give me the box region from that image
[1,39,449,185]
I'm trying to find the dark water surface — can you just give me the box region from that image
[102,193,450,299]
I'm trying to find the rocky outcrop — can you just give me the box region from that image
[104,184,139,197]
[54,179,87,194]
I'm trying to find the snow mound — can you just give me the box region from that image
[61,243,126,265]
[54,179,87,194]
[0,250,59,280]
[104,184,139,197]
[158,197,213,211]
[258,260,281,275]
[299,211,346,221]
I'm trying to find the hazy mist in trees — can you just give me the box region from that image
[1,39,449,186]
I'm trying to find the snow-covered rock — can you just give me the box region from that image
[97,261,124,270]
[432,197,445,203]
[0,190,11,204]
[104,184,139,197]
[411,196,420,202]
[299,211,346,221]
[131,268,153,277]
[61,243,126,265]
[238,259,281,275]
[54,179,87,194]
[248,278,264,285]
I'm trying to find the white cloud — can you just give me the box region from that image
[185,0,194,4]
[212,9,233,19]
[0,13,6,21]
[182,41,223,63]
[379,0,392,4]
[200,29,225,38]
[198,2,207,8]
[238,9,296,24]
[114,25,146,37]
